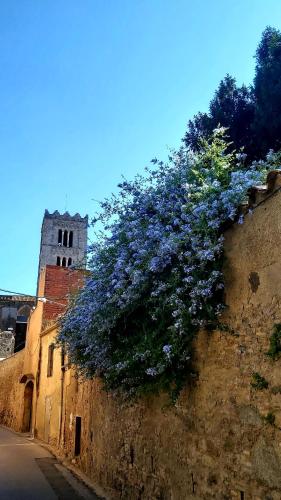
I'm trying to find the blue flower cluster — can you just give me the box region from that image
[59,130,268,397]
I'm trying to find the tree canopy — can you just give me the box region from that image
[184,27,281,163]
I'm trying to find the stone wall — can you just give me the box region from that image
[0,295,34,352]
[57,330,281,500]
[0,295,34,332]
[53,188,281,499]
[0,349,24,430]
[0,331,15,358]
[39,210,88,271]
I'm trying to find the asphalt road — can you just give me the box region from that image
[0,426,100,500]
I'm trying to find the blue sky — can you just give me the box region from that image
[1,0,281,295]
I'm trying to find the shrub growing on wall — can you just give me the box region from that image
[59,130,272,397]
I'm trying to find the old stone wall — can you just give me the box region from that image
[0,295,34,332]
[58,332,281,500]
[39,210,88,271]
[53,189,281,499]
[0,349,24,430]
[0,330,15,358]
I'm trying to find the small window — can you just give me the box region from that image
[56,256,61,266]
[68,258,72,267]
[75,416,82,456]
[58,229,62,244]
[63,230,68,247]
[47,344,55,377]
[69,231,73,248]
[62,257,66,267]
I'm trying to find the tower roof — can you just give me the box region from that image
[44,209,88,222]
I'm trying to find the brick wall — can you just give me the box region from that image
[42,265,83,324]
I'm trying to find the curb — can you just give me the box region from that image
[33,437,109,500]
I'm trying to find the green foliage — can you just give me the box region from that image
[184,27,281,163]
[263,412,276,426]
[184,75,255,159]
[253,27,281,158]
[60,132,266,398]
[251,372,269,391]
[266,324,281,360]
[270,385,281,395]
[217,323,239,336]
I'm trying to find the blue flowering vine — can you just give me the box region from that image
[59,130,272,398]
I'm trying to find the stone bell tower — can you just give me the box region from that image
[37,210,88,292]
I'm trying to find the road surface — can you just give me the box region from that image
[0,426,101,500]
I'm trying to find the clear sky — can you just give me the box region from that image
[1,0,281,295]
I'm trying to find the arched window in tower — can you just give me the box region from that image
[62,257,66,267]
[58,229,62,245]
[56,256,61,266]
[69,231,73,248]
[63,231,68,247]
[68,258,72,267]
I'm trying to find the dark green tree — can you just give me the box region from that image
[253,26,281,158]
[184,75,255,157]
[184,27,281,163]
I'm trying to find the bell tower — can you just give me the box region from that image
[37,210,88,292]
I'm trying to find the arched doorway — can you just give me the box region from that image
[22,381,34,432]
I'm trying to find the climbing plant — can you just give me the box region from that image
[250,372,269,391]
[266,323,281,360]
[59,130,275,398]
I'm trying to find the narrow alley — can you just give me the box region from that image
[0,426,100,500]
